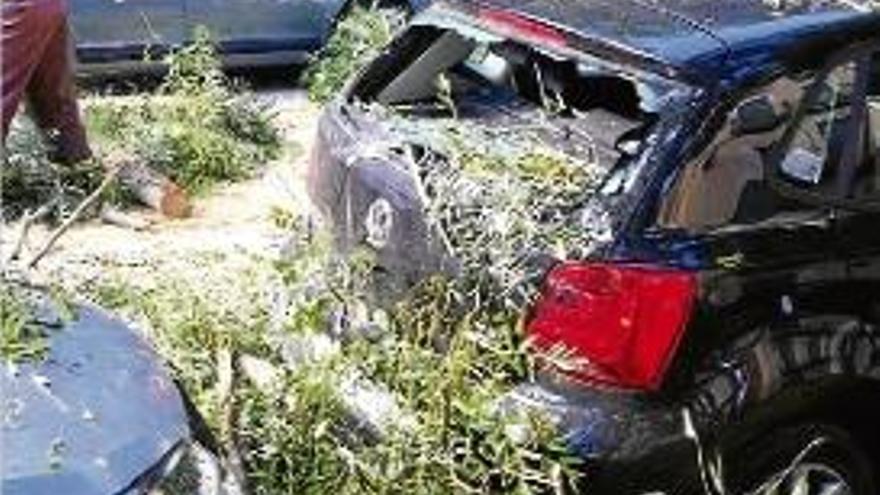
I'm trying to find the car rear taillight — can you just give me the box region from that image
[527,262,696,391]
[477,7,568,51]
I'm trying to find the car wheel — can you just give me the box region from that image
[732,423,875,495]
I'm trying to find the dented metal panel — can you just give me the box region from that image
[1,304,189,495]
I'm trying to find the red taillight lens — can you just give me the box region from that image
[527,262,697,391]
[478,8,568,51]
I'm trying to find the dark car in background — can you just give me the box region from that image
[69,0,429,75]
[308,0,880,493]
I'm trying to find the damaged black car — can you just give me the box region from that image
[309,0,880,493]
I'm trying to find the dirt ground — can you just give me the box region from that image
[1,89,319,292]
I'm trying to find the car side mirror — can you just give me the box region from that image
[731,95,784,137]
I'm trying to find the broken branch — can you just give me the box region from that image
[25,167,121,269]
[7,199,58,263]
[113,158,192,219]
[217,348,249,493]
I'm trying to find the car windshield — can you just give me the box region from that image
[348,8,692,195]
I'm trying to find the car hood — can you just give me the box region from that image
[1,303,190,495]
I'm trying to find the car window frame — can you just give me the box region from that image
[765,39,880,212]
[649,71,823,235]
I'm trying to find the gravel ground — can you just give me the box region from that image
[1,89,319,295]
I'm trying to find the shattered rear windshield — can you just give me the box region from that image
[349,11,688,194]
[343,12,692,284]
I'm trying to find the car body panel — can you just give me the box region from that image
[498,380,702,493]
[71,0,187,63]
[453,0,870,81]
[452,0,726,64]
[184,0,338,56]
[69,0,427,73]
[1,303,189,495]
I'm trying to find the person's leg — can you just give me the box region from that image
[25,16,93,164]
[1,0,64,138]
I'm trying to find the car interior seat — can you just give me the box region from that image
[657,78,807,229]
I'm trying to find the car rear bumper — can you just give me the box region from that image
[498,379,704,494]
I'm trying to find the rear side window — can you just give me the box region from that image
[658,47,880,231]
[774,49,880,206]
[658,74,817,231]
[348,15,687,181]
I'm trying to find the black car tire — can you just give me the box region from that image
[729,423,875,495]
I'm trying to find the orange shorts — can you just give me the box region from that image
[2,0,91,164]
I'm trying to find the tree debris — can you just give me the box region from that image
[7,199,58,262]
[1,281,50,362]
[108,152,192,219]
[25,166,120,269]
[216,347,249,494]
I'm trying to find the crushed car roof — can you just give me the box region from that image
[444,0,880,85]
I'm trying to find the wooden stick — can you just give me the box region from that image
[25,167,120,269]
[7,199,57,262]
[217,348,249,493]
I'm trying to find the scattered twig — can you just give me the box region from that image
[217,348,250,493]
[25,167,120,269]
[7,199,58,263]
[99,204,152,231]
[239,354,280,390]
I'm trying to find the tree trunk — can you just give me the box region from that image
[106,152,192,218]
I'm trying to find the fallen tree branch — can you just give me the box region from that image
[25,167,121,269]
[217,348,249,493]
